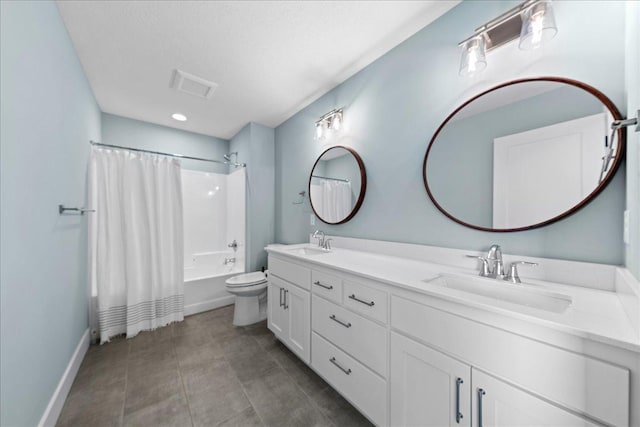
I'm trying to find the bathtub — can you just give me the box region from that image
[184,250,244,316]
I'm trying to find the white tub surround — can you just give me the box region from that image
[266,237,639,427]
[182,168,246,316]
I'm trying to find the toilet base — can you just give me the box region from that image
[232,292,267,326]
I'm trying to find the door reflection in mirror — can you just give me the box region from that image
[424,78,623,232]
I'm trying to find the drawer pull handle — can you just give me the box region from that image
[329,314,352,328]
[329,357,352,375]
[478,388,486,427]
[455,378,464,423]
[283,289,289,310]
[349,294,375,307]
[314,280,333,290]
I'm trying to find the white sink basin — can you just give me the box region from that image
[426,274,572,313]
[286,246,330,256]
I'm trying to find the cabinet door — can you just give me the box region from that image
[267,282,287,340]
[285,282,311,364]
[472,370,598,427]
[390,332,471,427]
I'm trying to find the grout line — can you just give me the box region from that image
[119,340,131,427]
[77,308,354,427]
[263,339,336,427]
[174,329,196,427]
[221,333,269,427]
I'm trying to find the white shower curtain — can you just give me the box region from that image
[311,179,352,222]
[89,147,184,343]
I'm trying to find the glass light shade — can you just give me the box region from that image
[459,37,487,76]
[315,122,325,141]
[519,0,557,50]
[330,112,342,131]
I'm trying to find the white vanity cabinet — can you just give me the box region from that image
[311,270,342,303]
[267,259,311,364]
[310,271,389,426]
[266,249,633,427]
[312,332,387,425]
[471,370,599,427]
[267,280,287,336]
[390,331,598,427]
[391,295,629,426]
[312,295,387,376]
[390,332,471,426]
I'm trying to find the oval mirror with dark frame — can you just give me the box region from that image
[423,77,625,232]
[309,146,367,225]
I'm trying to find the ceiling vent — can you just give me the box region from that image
[172,69,218,99]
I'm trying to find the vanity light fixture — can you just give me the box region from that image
[459,36,487,76]
[314,108,343,142]
[458,0,558,76]
[171,113,187,122]
[519,0,557,50]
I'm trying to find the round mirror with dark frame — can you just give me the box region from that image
[423,77,625,232]
[309,146,367,225]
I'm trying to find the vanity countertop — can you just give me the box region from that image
[266,243,640,353]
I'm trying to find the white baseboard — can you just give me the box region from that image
[184,295,235,316]
[38,328,90,427]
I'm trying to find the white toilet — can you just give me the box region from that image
[225,271,268,326]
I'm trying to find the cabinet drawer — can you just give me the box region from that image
[312,333,387,426]
[269,256,311,290]
[391,296,629,427]
[311,270,342,303]
[312,295,387,377]
[343,280,388,324]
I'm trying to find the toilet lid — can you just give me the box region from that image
[226,271,268,287]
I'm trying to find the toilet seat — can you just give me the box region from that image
[225,271,268,288]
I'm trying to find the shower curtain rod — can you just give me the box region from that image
[311,175,350,183]
[89,141,246,167]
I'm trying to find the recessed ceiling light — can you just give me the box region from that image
[172,113,187,122]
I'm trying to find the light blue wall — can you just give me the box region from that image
[101,113,229,173]
[230,123,275,271]
[428,86,603,227]
[0,1,101,425]
[625,1,640,279]
[275,0,627,265]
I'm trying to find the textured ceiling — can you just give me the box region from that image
[57,1,459,139]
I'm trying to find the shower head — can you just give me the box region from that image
[224,152,238,162]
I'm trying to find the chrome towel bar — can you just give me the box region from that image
[58,205,95,215]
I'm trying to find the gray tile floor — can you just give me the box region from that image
[57,305,373,427]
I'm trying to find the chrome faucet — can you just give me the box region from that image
[466,255,492,277]
[467,244,540,284]
[487,244,505,279]
[506,261,538,283]
[466,244,504,279]
[312,230,333,250]
[323,238,333,250]
[312,230,325,248]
